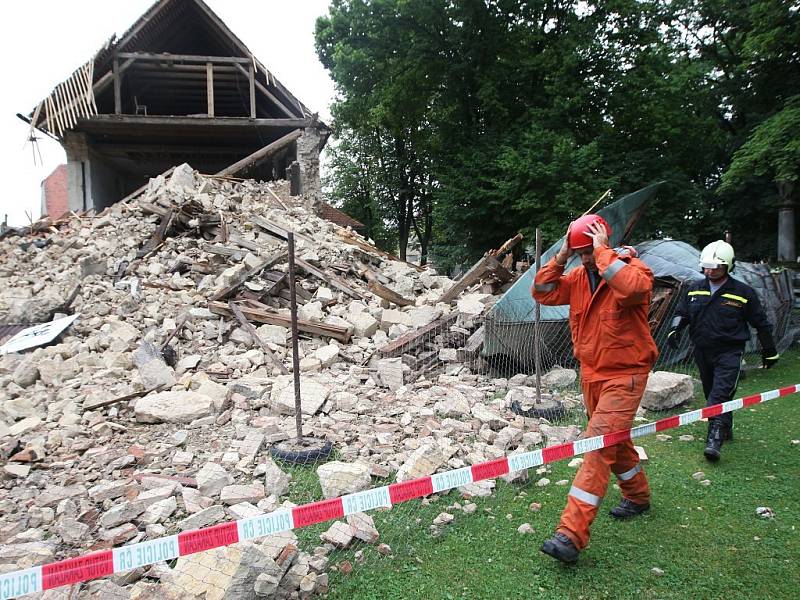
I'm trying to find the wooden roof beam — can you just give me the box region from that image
[233,63,296,118]
[117,51,252,65]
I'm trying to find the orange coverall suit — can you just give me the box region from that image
[532,245,658,549]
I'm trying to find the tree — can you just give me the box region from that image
[720,97,800,260]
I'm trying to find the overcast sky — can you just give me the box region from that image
[0,0,335,226]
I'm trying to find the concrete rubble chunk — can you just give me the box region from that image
[396,443,447,482]
[314,344,340,368]
[408,306,442,328]
[317,461,371,499]
[641,371,694,410]
[163,541,270,599]
[256,324,288,346]
[0,541,56,569]
[9,416,42,437]
[349,312,379,338]
[135,391,215,424]
[88,480,128,503]
[347,512,379,543]
[196,462,233,498]
[137,484,179,507]
[433,512,455,525]
[11,359,40,388]
[178,505,225,531]
[100,501,146,529]
[262,458,292,497]
[220,483,266,505]
[228,502,264,520]
[270,376,329,415]
[381,309,412,328]
[4,464,31,478]
[136,358,177,390]
[434,391,471,417]
[376,358,404,391]
[456,293,489,316]
[140,496,178,525]
[541,367,578,389]
[320,521,354,548]
[471,405,509,431]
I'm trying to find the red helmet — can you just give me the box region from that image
[568,214,612,249]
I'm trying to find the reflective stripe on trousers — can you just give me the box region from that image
[569,485,602,506]
[615,463,642,481]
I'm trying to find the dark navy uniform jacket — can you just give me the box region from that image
[674,276,774,351]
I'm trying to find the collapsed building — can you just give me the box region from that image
[0,166,597,599]
[21,0,328,215]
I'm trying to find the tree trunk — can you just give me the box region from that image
[777,181,796,261]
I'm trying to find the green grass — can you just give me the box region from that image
[290,350,800,599]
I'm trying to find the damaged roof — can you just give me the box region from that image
[25,0,320,138]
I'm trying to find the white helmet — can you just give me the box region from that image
[700,240,734,271]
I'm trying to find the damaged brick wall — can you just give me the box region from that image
[297,128,322,210]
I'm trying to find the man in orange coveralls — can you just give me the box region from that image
[532,214,658,564]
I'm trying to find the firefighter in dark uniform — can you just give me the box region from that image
[667,240,778,461]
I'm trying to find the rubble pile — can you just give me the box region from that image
[0,165,581,597]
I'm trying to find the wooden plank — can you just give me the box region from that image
[79,115,312,128]
[82,384,168,412]
[113,57,121,115]
[139,201,169,217]
[249,214,312,244]
[202,244,244,258]
[295,258,364,300]
[228,300,288,374]
[337,230,425,272]
[249,63,256,119]
[262,273,287,296]
[358,262,413,306]
[215,129,302,177]
[117,52,252,64]
[460,325,485,361]
[265,186,288,210]
[438,255,499,304]
[206,62,214,117]
[209,251,286,302]
[368,280,413,307]
[208,301,351,343]
[378,312,460,358]
[227,230,259,252]
[232,62,296,118]
[136,209,173,259]
[489,233,523,257]
[160,314,189,351]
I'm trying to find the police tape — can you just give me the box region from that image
[1,383,797,599]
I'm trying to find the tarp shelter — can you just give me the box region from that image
[483,184,796,373]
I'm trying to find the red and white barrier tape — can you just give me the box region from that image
[1,383,797,599]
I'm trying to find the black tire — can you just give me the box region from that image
[269,437,334,466]
[510,398,567,421]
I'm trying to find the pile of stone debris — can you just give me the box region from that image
[0,166,692,598]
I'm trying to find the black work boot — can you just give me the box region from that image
[722,423,733,441]
[704,421,723,461]
[609,498,650,519]
[540,532,579,564]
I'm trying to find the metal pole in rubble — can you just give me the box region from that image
[534,227,542,404]
[287,232,303,441]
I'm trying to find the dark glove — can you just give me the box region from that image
[762,349,779,369]
[666,328,680,350]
